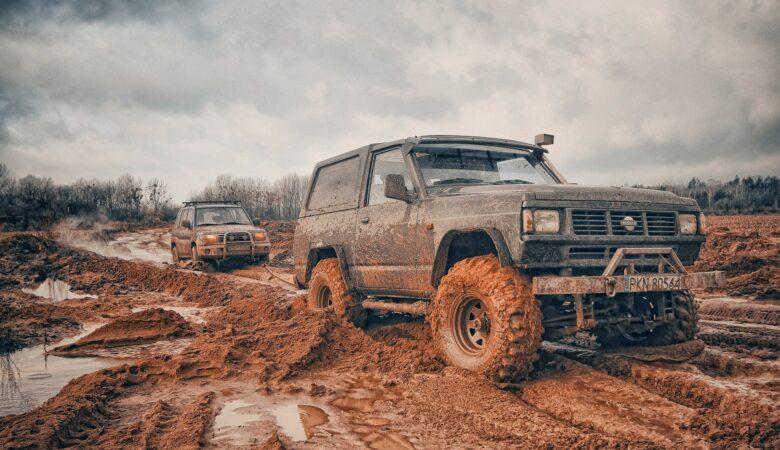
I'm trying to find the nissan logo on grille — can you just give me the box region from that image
[620,216,637,232]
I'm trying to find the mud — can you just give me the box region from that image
[1,218,778,449]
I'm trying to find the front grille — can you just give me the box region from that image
[646,211,677,236]
[571,210,607,235]
[225,232,250,242]
[610,210,644,236]
[571,209,678,236]
[569,246,607,259]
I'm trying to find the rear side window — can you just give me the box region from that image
[307,156,361,212]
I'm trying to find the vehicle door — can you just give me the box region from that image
[352,147,430,296]
[174,208,194,257]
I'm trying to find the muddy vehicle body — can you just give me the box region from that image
[293,135,724,383]
[171,201,270,264]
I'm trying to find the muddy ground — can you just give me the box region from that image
[0,215,777,449]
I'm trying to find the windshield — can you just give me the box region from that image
[194,207,251,226]
[412,144,557,187]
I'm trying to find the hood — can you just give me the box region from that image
[430,183,695,205]
[194,224,263,234]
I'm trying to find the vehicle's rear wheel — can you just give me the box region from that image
[595,292,698,347]
[307,258,366,327]
[431,255,542,384]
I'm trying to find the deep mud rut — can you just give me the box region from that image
[0,217,778,449]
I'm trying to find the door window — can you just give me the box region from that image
[307,156,361,211]
[366,148,414,206]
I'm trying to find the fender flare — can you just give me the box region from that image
[305,246,354,289]
[431,228,513,288]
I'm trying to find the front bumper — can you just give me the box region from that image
[199,242,271,260]
[532,247,725,296]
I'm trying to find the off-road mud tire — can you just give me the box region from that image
[646,291,698,345]
[431,255,543,384]
[307,258,366,327]
[595,292,698,347]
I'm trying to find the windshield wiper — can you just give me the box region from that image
[432,177,486,186]
[222,221,244,225]
[490,179,533,185]
[197,222,216,226]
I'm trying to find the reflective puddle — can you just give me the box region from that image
[22,278,96,301]
[212,397,330,444]
[0,325,118,417]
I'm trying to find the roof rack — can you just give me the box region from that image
[182,200,241,206]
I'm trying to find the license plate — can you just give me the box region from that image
[229,244,250,252]
[625,274,682,292]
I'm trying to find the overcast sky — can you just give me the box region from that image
[1,0,778,200]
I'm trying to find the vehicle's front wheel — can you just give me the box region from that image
[595,292,698,347]
[431,255,542,384]
[307,258,366,327]
[171,245,180,262]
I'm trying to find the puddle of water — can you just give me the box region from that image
[272,404,308,441]
[213,399,263,441]
[22,279,96,301]
[212,397,330,444]
[0,324,118,417]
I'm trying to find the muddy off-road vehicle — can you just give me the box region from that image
[171,201,270,265]
[293,135,724,383]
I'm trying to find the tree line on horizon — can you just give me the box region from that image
[0,162,776,230]
[0,163,308,229]
[635,175,779,214]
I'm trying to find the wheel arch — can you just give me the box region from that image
[431,228,513,288]
[305,245,354,288]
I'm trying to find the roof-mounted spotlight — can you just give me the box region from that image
[534,133,554,146]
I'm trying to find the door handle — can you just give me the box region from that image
[360,217,369,224]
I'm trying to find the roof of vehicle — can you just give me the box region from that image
[312,135,547,169]
[182,200,243,208]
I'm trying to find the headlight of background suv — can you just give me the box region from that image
[201,234,221,244]
[679,214,697,234]
[253,232,266,241]
[522,209,560,234]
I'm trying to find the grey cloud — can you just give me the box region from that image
[0,0,778,200]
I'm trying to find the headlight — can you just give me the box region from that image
[201,234,221,244]
[522,209,560,234]
[253,232,266,241]
[679,214,697,234]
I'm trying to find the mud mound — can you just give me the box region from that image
[0,299,81,352]
[101,392,215,449]
[52,308,193,355]
[0,365,142,448]
[695,215,780,300]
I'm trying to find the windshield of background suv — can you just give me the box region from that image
[412,145,557,187]
[195,207,251,226]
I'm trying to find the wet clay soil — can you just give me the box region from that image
[0,215,778,448]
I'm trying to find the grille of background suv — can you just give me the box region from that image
[571,210,678,236]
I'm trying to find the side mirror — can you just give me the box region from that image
[384,174,412,203]
[181,219,191,229]
[252,218,261,226]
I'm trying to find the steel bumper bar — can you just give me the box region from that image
[533,270,725,295]
[532,246,726,295]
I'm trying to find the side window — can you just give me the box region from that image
[367,148,413,206]
[307,156,361,211]
[183,209,193,227]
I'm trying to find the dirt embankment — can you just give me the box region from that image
[52,308,193,355]
[695,215,779,300]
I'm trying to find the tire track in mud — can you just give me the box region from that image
[542,341,779,448]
